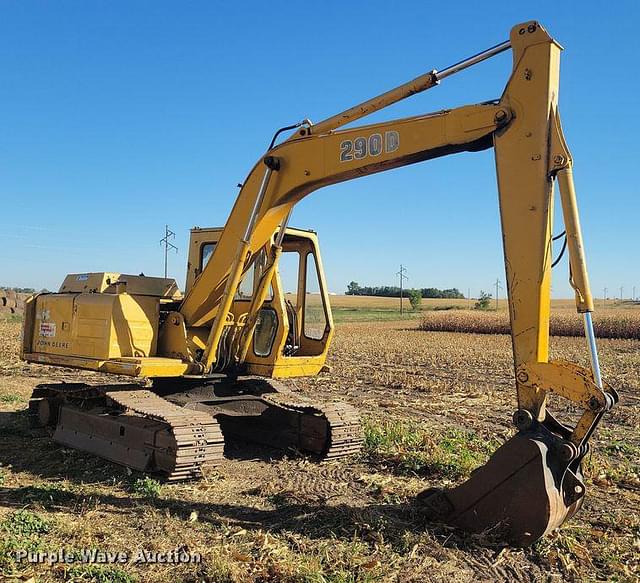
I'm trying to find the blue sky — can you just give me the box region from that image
[1,1,638,299]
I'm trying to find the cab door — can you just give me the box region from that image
[246,228,334,378]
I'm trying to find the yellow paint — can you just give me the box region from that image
[25,291,159,361]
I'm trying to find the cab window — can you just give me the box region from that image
[201,243,217,270]
[304,253,327,340]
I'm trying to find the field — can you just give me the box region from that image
[0,298,639,582]
[419,305,640,339]
[306,295,640,326]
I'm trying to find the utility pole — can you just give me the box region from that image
[160,225,178,278]
[494,278,503,311]
[619,285,624,301]
[633,285,636,302]
[396,265,408,315]
[604,287,608,303]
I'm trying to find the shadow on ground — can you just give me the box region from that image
[0,409,301,481]
[0,480,490,557]
[0,409,500,554]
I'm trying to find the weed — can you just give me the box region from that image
[66,564,136,583]
[0,393,23,404]
[2,509,51,538]
[363,419,498,480]
[131,477,162,498]
[0,510,52,572]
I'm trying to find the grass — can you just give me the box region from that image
[363,419,500,480]
[531,516,640,581]
[21,482,76,506]
[0,393,24,404]
[66,564,136,583]
[0,317,638,581]
[0,313,23,323]
[0,510,53,574]
[332,307,422,323]
[131,477,162,498]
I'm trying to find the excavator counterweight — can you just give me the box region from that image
[20,20,616,545]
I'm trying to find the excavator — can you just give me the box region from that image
[20,21,617,545]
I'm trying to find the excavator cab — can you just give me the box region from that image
[186,226,333,377]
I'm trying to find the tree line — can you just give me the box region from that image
[346,282,464,299]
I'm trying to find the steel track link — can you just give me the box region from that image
[29,383,224,481]
[103,389,225,480]
[259,386,364,459]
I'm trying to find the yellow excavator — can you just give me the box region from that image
[21,21,617,545]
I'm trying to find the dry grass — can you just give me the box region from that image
[419,307,640,339]
[1,319,639,582]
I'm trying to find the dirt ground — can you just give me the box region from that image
[0,319,638,582]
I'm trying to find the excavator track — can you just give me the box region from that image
[104,389,225,481]
[29,378,363,480]
[159,376,364,460]
[259,390,364,459]
[29,383,224,481]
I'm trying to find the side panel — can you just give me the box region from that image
[28,293,159,361]
[31,294,76,355]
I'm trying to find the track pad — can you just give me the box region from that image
[417,427,585,546]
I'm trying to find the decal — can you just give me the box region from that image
[36,339,70,349]
[76,274,89,281]
[39,322,56,338]
[340,131,399,162]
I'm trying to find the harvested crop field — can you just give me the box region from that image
[419,305,640,339]
[1,318,639,582]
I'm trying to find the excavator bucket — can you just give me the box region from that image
[417,423,585,546]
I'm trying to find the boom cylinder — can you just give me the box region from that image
[310,40,510,136]
[202,164,275,370]
[557,167,594,313]
[310,70,439,136]
[556,166,602,387]
[435,40,511,80]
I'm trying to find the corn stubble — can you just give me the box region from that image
[419,309,640,339]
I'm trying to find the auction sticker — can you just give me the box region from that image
[39,322,56,338]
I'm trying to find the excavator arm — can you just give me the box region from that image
[178,21,617,544]
[180,102,506,328]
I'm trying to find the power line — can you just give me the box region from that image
[160,224,178,278]
[494,278,503,311]
[396,264,408,315]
